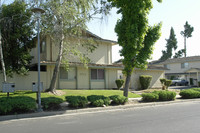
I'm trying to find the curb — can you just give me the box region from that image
[1,98,200,122]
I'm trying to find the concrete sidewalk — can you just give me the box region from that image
[0,95,197,122]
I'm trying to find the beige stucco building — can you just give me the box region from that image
[1,31,165,91]
[151,56,200,86]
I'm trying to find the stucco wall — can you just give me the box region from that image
[0,72,48,91]
[130,69,164,90]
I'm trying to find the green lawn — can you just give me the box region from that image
[0,90,141,100]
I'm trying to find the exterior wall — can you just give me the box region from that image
[130,69,164,90]
[163,61,200,74]
[31,36,113,65]
[0,72,48,91]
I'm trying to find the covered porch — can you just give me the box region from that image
[185,68,200,87]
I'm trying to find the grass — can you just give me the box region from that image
[0,90,141,100]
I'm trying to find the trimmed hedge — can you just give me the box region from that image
[141,93,159,102]
[41,97,64,110]
[87,95,111,107]
[115,79,124,90]
[66,96,88,108]
[139,75,152,90]
[0,96,36,115]
[180,89,200,99]
[153,91,176,101]
[142,91,176,102]
[109,95,128,105]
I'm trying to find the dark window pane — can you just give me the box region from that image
[91,69,97,79]
[98,69,104,79]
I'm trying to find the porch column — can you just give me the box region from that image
[197,72,199,87]
[189,72,191,86]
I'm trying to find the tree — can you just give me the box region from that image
[180,21,194,57]
[173,49,185,58]
[108,0,162,97]
[33,0,111,93]
[160,27,177,61]
[0,1,35,77]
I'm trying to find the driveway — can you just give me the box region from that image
[169,86,193,90]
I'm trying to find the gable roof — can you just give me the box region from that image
[150,56,200,65]
[84,30,117,45]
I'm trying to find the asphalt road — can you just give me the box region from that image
[1,102,200,133]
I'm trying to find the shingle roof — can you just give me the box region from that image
[150,56,200,65]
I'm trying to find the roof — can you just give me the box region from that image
[150,56,200,65]
[114,59,167,71]
[39,61,123,69]
[85,30,117,45]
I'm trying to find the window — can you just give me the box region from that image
[91,69,104,80]
[181,62,189,69]
[60,67,76,80]
[164,64,170,69]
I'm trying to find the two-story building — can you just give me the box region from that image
[151,56,200,86]
[0,31,166,91]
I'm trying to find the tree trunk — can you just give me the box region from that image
[0,32,6,82]
[184,37,186,57]
[48,23,64,93]
[123,72,132,97]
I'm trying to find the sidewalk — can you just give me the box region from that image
[0,95,198,122]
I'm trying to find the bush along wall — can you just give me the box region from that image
[139,75,152,90]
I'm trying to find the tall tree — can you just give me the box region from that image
[108,0,162,97]
[0,0,35,76]
[180,21,194,57]
[160,27,177,61]
[173,49,185,58]
[33,0,111,93]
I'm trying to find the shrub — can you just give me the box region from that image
[191,88,200,92]
[87,95,111,107]
[0,96,36,115]
[109,95,128,105]
[190,78,194,85]
[164,80,172,90]
[180,89,200,99]
[141,93,159,102]
[92,99,104,107]
[66,96,88,108]
[154,91,176,101]
[41,97,64,110]
[160,78,167,90]
[139,75,152,90]
[115,79,124,90]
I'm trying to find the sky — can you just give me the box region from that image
[88,0,200,62]
[4,0,200,63]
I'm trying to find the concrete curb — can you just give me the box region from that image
[1,97,200,122]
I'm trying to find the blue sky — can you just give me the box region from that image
[4,0,200,62]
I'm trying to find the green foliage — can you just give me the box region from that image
[173,49,185,58]
[141,93,159,102]
[92,99,105,107]
[108,0,162,97]
[153,91,176,101]
[160,78,166,84]
[66,96,88,108]
[115,79,124,90]
[0,96,36,115]
[87,95,111,106]
[164,80,172,89]
[180,21,194,57]
[109,95,128,105]
[139,75,152,90]
[180,89,200,99]
[0,1,35,76]
[190,78,194,85]
[41,97,64,110]
[160,27,177,61]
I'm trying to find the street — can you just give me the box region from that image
[1,102,200,133]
